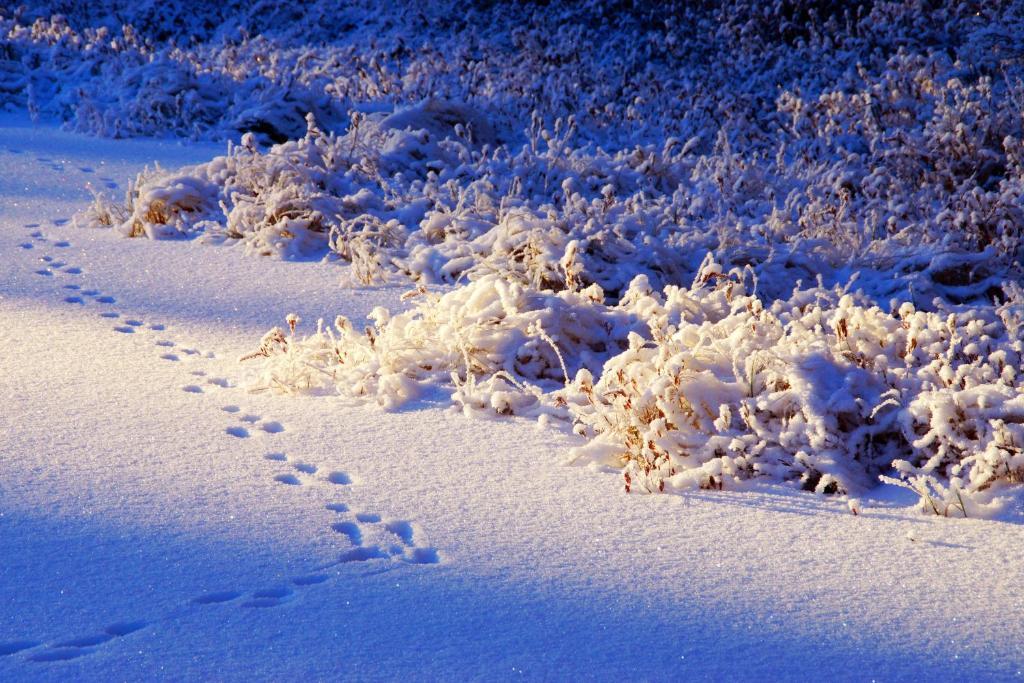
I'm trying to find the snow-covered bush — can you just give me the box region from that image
[243,257,1024,516]
[241,275,635,412]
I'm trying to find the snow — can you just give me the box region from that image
[2,117,1024,680]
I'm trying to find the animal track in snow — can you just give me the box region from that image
[192,591,242,605]
[10,226,444,649]
[385,521,415,546]
[331,522,362,546]
[225,412,285,436]
[336,547,390,563]
[260,421,285,434]
[292,574,330,586]
[0,641,41,656]
[243,586,296,608]
[407,548,441,565]
[2,620,149,664]
[327,471,352,486]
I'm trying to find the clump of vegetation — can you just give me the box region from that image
[17,1,1024,513]
[242,258,1024,517]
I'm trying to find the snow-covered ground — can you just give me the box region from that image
[2,115,1024,680]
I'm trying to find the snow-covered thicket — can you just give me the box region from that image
[58,0,1023,306]
[11,1,1024,511]
[245,260,1024,516]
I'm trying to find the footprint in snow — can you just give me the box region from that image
[327,471,352,486]
[260,421,285,434]
[113,319,148,334]
[192,590,242,605]
[406,548,442,565]
[292,574,330,586]
[9,621,148,663]
[336,547,390,563]
[242,586,296,608]
[331,522,362,546]
[0,641,41,656]
[226,426,249,439]
[235,413,284,434]
[385,520,415,546]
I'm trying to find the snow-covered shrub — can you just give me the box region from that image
[243,256,1024,516]
[566,258,1024,514]
[241,275,635,412]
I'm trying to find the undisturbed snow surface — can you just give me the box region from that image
[1,116,1023,680]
